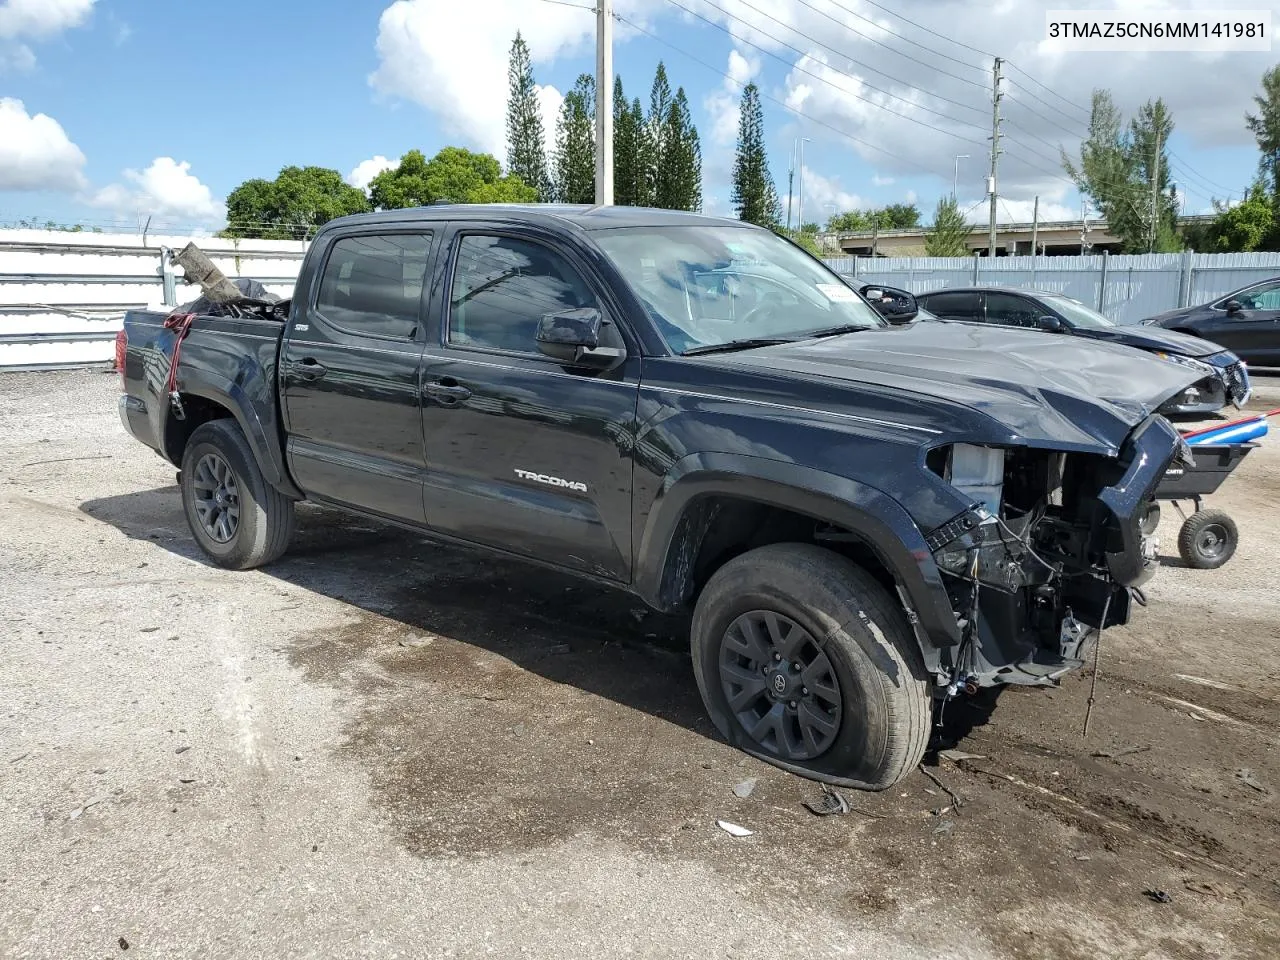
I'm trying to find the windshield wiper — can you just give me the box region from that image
[681,337,795,356]
[796,324,872,340]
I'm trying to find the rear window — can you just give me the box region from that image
[316,234,432,339]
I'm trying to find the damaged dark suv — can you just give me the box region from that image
[116,206,1201,790]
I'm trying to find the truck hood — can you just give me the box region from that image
[1072,323,1220,358]
[713,323,1202,453]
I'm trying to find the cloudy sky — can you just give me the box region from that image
[0,0,1275,233]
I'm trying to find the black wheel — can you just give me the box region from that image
[691,543,931,791]
[1177,509,1237,570]
[180,419,294,570]
[1140,501,1161,537]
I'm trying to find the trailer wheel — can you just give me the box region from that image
[1139,502,1161,537]
[1177,509,1237,570]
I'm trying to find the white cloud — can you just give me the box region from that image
[956,196,1078,224]
[905,189,918,205]
[89,157,223,222]
[872,173,895,186]
[0,97,86,190]
[0,0,95,69]
[794,164,862,221]
[705,49,760,148]
[347,155,397,191]
[368,0,614,159]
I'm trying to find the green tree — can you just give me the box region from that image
[1201,182,1276,252]
[1246,65,1280,199]
[369,148,535,208]
[646,62,673,204]
[613,78,641,206]
[1064,90,1180,253]
[505,32,552,201]
[631,98,654,206]
[924,197,971,256]
[222,166,371,239]
[827,210,870,232]
[731,83,780,228]
[554,74,595,204]
[877,203,921,229]
[827,204,920,232]
[656,87,701,211]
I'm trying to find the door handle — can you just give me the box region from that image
[423,379,472,404]
[287,358,328,382]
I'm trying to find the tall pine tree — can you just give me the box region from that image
[613,77,641,206]
[554,74,596,204]
[631,98,653,206]
[656,88,701,211]
[505,33,552,201]
[731,83,780,227]
[646,63,673,206]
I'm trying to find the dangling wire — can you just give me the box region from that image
[1082,590,1114,737]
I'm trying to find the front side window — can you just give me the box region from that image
[449,235,599,354]
[1040,295,1114,328]
[315,234,432,338]
[1232,281,1280,311]
[592,225,882,354]
[984,293,1043,329]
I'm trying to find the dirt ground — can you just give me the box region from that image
[2,369,1278,960]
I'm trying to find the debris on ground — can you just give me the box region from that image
[732,778,758,799]
[716,820,754,837]
[1143,889,1173,904]
[1235,768,1266,793]
[919,766,963,811]
[938,749,986,763]
[933,820,955,836]
[548,643,572,655]
[174,746,190,755]
[397,635,433,649]
[69,795,110,820]
[803,784,851,817]
[1091,745,1152,759]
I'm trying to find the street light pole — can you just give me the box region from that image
[796,137,811,229]
[953,154,969,200]
[594,0,614,205]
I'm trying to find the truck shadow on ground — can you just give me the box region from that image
[80,485,1005,760]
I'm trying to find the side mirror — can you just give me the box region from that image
[1225,299,1244,315]
[1039,315,1064,332]
[535,307,624,369]
[863,288,884,301]
[860,284,918,323]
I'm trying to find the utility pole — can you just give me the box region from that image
[1031,195,1039,257]
[1148,125,1161,253]
[797,137,810,230]
[786,141,795,230]
[987,57,1003,258]
[594,0,614,206]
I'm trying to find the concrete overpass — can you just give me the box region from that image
[826,214,1214,258]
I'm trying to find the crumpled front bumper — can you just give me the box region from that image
[1098,415,1185,587]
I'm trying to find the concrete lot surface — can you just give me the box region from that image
[2,370,1278,959]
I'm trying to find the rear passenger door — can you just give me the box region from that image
[418,224,641,582]
[281,230,439,524]
[920,291,982,323]
[1210,281,1280,365]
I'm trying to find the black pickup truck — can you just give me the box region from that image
[118,205,1202,790]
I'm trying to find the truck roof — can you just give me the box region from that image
[316,204,745,234]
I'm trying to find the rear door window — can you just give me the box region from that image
[920,291,981,321]
[315,234,432,339]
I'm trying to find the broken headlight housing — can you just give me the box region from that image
[925,505,1054,594]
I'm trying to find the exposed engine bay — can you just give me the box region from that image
[921,417,1189,691]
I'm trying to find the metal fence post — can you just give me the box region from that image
[159,246,176,307]
[1097,250,1109,312]
[972,251,980,285]
[851,256,859,279]
[1178,249,1193,307]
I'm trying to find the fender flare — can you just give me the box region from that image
[166,368,302,500]
[634,452,960,648]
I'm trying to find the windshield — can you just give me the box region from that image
[592,225,884,353]
[1042,295,1114,329]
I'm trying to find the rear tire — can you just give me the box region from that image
[690,543,931,791]
[180,419,294,570]
[1177,509,1237,570]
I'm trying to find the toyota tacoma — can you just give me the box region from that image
[116,206,1202,790]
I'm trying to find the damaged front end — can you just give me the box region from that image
[920,416,1189,691]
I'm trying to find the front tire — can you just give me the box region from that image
[180,419,294,570]
[691,543,931,791]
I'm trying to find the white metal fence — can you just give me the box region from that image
[5,228,1280,370]
[823,251,1280,325]
[0,229,305,370]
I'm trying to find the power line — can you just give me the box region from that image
[726,0,989,119]
[659,0,991,147]
[613,12,954,180]
[820,0,989,80]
